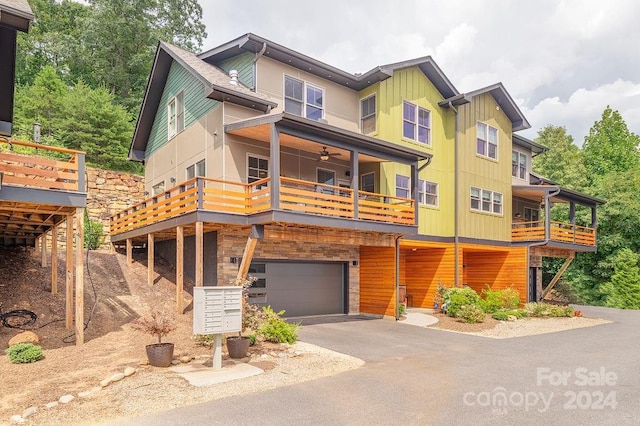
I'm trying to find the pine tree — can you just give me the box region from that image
[601,248,640,309]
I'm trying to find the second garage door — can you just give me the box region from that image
[247,262,345,317]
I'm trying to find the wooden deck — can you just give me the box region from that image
[512,220,596,246]
[110,176,415,236]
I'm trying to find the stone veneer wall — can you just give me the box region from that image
[216,228,360,314]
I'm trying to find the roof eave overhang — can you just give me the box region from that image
[513,134,547,154]
[466,83,531,131]
[0,6,34,32]
[513,184,605,206]
[206,86,275,113]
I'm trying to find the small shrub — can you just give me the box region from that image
[549,306,574,317]
[492,311,509,321]
[525,302,573,318]
[479,286,521,313]
[456,305,485,324]
[492,309,528,321]
[258,306,299,344]
[5,343,43,364]
[434,282,449,310]
[84,216,104,250]
[398,303,406,316]
[131,311,176,344]
[247,334,257,346]
[443,287,481,317]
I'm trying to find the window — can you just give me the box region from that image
[512,151,527,180]
[361,95,376,134]
[361,172,375,193]
[524,207,539,223]
[403,101,431,144]
[470,186,502,215]
[186,159,206,180]
[167,91,184,139]
[152,181,165,196]
[248,155,269,189]
[477,122,498,159]
[418,180,438,206]
[317,168,336,195]
[396,175,410,199]
[284,76,324,120]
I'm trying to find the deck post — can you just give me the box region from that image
[176,225,184,314]
[195,221,203,287]
[51,223,58,294]
[126,238,132,265]
[41,232,47,267]
[147,233,154,287]
[350,150,359,219]
[269,123,280,210]
[236,225,264,283]
[75,207,84,346]
[65,215,74,329]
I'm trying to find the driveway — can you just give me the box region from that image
[113,306,640,425]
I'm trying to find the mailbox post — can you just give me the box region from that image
[193,286,243,369]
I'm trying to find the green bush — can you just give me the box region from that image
[479,286,521,313]
[247,334,257,346]
[258,306,300,344]
[456,305,485,323]
[398,303,406,316]
[443,287,481,317]
[84,216,104,250]
[5,343,43,364]
[525,302,573,317]
[492,309,529,321]
[549,306,574,317]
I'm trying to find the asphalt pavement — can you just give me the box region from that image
[111,305,640,425]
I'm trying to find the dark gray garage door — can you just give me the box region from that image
[247,262,345,317]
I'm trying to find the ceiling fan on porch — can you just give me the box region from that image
[318,146,341,161]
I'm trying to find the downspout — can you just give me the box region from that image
[252,42,267,91]
[448,101,460,286]
[395,234,402,320]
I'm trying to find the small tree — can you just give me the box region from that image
[131,311,176,344]
[600,248,640,309]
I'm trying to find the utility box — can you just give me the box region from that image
[193,286,242,334]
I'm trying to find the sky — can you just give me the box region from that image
[199,0,640,145]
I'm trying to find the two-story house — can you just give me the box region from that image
[111,33,603,319]
[0,0,89,345]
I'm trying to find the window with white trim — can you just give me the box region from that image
[470,186,502,214]
[476,122,498,159]
[284,76,324,120]
[186,159,206,180]
[512,150,527,180]
[396,174,410,199]
[167,91,184,139]
[152,181,165,196]
[361,95,376,134]
[361,172,375,193]
[418,180,438,206]
[403,101,431,144]
[248,155,269,189]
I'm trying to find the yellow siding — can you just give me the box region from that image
[457,93,513,241]
[362,66,456,237]
[360,246,396,317]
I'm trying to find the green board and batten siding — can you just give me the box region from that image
[146,61,219,156]
[217,52,255,89]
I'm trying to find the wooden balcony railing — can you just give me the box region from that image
[110,176,415,236]
[0,139,85,192]
[512,220,596,246]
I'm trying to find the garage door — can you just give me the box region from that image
[247,262,345,317]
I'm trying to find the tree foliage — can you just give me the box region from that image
[600,248,640,309]
[533,125,587,191]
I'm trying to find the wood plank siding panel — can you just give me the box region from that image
[359,246,396,317]
[146,61,219,156]
[365,66,455,238]
[402,242,456,308]
[217,52,255,89]
[457,93,513,242]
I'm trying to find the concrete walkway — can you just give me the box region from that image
[398,308,439,327]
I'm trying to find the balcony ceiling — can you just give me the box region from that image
[0,200,74,243]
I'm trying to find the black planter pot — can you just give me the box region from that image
[226,336,250,359]
[146,342,174,367]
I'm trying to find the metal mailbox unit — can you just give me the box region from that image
[192,286,243,369]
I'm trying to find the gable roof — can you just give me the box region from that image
[129,41,277,161]
[0,0,33,31]
[199,33,459,98]
[462,83,531,131]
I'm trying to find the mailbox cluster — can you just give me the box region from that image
[193,286,243,334]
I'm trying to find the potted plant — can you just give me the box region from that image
[131,310,177,367]
[226,276,262,359]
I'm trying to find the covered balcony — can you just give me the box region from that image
[511,177,604,251]
[112,113,431,242]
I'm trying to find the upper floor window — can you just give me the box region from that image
[403,101,431,145]
[248,154,269,189]
[477,122,498,160]
[361,95,376,134]
[152,181,165,196]
[396,174,410,199]
[512,151,527,180]
[186,159,206,180]
[470,186,502,215]
[418,180,438,206]
[284,76,324,121]
[168,91,184,139]
[361,172,375,193]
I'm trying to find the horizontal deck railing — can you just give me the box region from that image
[110,176,415,235]
[0,139,85,192]
[512,220,596,246]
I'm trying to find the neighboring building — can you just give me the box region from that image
[110,34,603,318]
[0,0,89,344]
